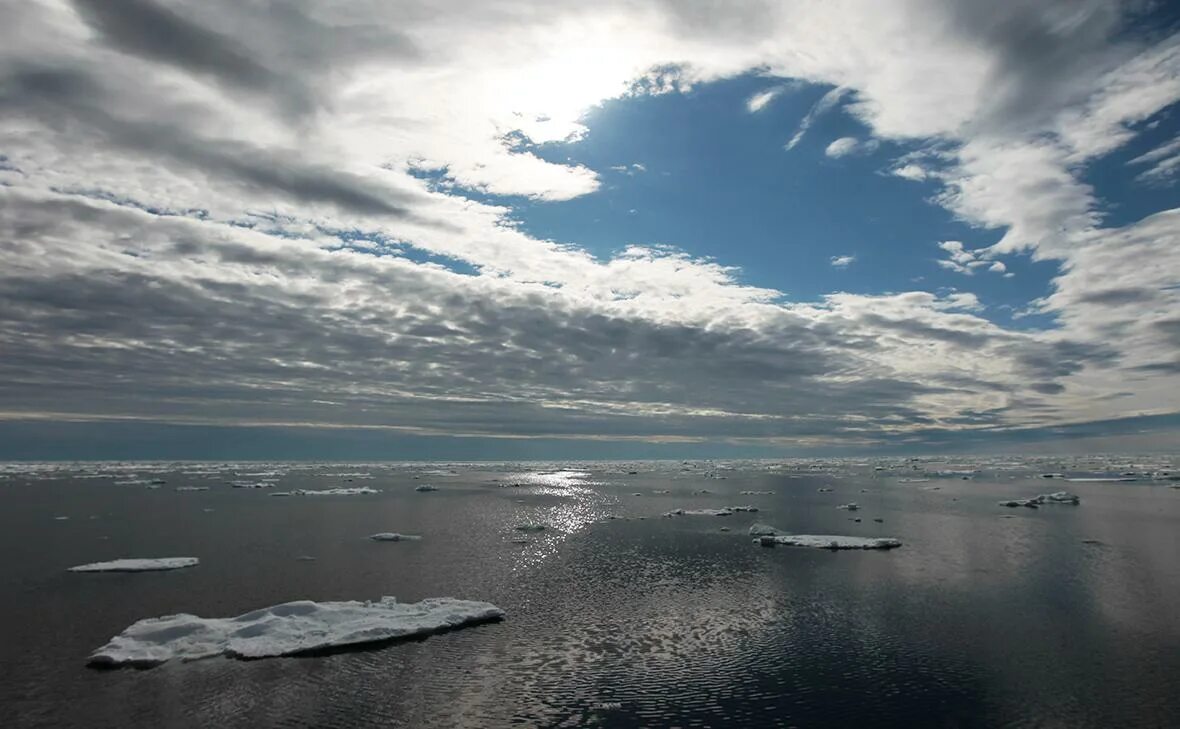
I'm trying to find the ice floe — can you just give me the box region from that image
[999,491,1081,508]
[273,487,380,497]
[414,485,439,492]
[740,490,775,495]
[175,486,209,492]
[369,532,421,541]
[69,558,199,572]
[663,506,758,518]
[748,523,778,536]
[758,534,902,550]
[836,503,859,511]
[87,596,504,666]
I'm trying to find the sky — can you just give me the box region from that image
[1,0,1179,460]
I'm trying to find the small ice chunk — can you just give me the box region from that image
[414,485,439,492]
[749,523,778,536]
[719,526,730,532]
[369,533,421,541]
[174,486,209,492]
[740,490,775,495]
[87,596,504,666]
[54,516,70,521]
[69,557,199,572]
[762,534,902,550]
[836,503,859,511]
[817,487,833,492]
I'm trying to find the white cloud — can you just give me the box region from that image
[825,137,860,158]
[1128,137,1180,184]
[936,241,1010,277]
[746,87,781,113]
[830,255,856,267]
[892,164,929,181]
[785,87,849,150]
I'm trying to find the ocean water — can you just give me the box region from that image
[2,457,1179,728]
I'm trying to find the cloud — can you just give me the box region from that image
[1128,136,1180,184]
[830,255,856,268]
[936,241,1011,277]
[825,137,860,158]
[785,87,849,150]
[609,163,647,175]
[0,0,1177,451]
[746,87,782,113]
[892,164,929,181]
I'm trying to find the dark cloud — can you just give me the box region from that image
[0,64,433,221]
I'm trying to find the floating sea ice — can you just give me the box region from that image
[414,485,439,492]
[175,486,210,492]
[369,533,421,541]
[69,557,199,572]
[836,503,859,511]
[759,534,902,550]
[999,491,1080,508]
[817,487,833,492]
[514,524,547,532]
[740,490,775,495]
[87,596,504,667]
[54,516,70,521]
[284,487,381,496]
[652,489,671,494]
[663,508,733,517]
[748,523,778,536]
[1040,491,1081,504]
[1065,477,1135,483]
[999,498,1040,508]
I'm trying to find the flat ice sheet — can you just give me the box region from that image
[88,596,504,666]
[69,558,200,572]
[369,532,421,541]
[761,535,902,550]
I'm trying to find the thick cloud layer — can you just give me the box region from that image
[1,0,1178,450]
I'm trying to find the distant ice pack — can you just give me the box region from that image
[87,596,504,667]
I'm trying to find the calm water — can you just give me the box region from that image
[2,458,1179,728]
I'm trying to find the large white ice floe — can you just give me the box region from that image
[87,596,504,667]
[758,534,902,550]
[999,491,1081,508]
[69,557,200,573]
[369,532,421,541]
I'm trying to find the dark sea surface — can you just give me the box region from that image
[2,457,1179,728]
